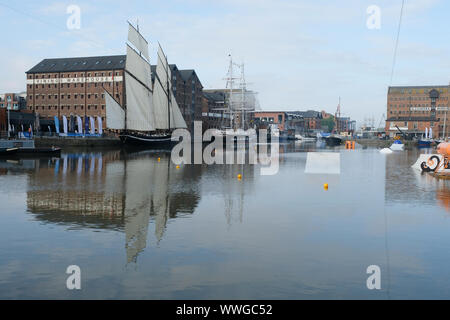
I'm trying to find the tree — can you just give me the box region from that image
[321,116,335,132]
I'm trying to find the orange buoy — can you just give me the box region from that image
[324,183,329,190]
[237,174,242,180]
[157,157,161,162]
[437,142,450,157]
[176,165,180,169]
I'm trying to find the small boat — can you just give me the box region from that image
[0,148,19,157]
[295,134,316,142]
[418,139,433,148]
[324,134,343,146]
[390,140,404,151]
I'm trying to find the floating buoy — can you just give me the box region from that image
[324,183,329,190]
[237,174,242,180]
[157,157,161,162]
[176,165,180,169]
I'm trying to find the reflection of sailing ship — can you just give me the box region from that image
[106,22,187,148]
[25,151,200,263]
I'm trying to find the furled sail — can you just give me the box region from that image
[127,23,150,61]
[125,73,155,131]
[105,91,125,130]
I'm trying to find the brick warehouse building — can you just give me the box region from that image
[26,56,125,130]
[26,56,203,132]
[386,85,450,139]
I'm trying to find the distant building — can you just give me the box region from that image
[0,92,26,110]
[253,111,287,131]
[202,91,231,130]
[289,110,323,131]
[385,85,450,138]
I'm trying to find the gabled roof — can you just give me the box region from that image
[179,69,195,81]
[26,55,126,73]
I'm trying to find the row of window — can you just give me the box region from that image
[28,82,121,90]
[32,93,120,100]
[390,110,449,115]
[30,72,121,79]
[390,104,448,108]
[390,96,449,101]
[392,88,448,94]
[32,105,105,111]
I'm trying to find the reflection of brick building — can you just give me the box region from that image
[26,56,126,128]
[386,85,450,138]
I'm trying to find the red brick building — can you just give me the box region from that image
[386,85,450,138]
[26,56,126,129]
[0,93,26,110]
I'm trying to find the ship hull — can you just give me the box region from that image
[119,134,176,148]
[324,136,343,146]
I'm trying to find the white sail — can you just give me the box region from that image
[125,73,155,131]
[156,45,169,92]
[105,91,125,130]
[170,92,187,128]
[153,79,169,130]
[127,23,150,61]
[126,45,152,89]
[153,44,186,129]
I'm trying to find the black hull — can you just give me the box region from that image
[120,134,176,149]
[0,148,19,157]
[0,147,61,159]
[324,136,343,146]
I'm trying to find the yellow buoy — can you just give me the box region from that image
[176,165,180,169]
[237,174,242,180]
[324,183,329,190]
[157,157,161,162]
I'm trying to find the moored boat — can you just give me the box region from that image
[105,22,187,149]
[390,139,404,151]
[324,135,343,146]
[0,148,19,157]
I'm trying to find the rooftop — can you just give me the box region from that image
[26,55,127,73]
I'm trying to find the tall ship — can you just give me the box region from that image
[324,98,344,147]
[105,22,187,147]
[220,55,257,145]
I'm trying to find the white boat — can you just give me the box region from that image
[295,134,316,142]
[390,140,404,151]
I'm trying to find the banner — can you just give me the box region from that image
[77,116,83,134]
[54,116,60,134]
[62,116,68,134]
[97,116,103,135]
[90,116,95,134]
[85,116,89,134]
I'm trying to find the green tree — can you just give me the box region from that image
[321,116,335,132]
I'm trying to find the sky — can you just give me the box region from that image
[0,0,449,125]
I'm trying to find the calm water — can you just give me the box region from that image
[0,143,449,299]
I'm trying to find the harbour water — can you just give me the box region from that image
[0,143,449,299]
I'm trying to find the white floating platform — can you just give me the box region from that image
[305,152,340,174]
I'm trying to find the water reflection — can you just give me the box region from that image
[19,149,258,263]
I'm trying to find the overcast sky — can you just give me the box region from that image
[0,0,449,125]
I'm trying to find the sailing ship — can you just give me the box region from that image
[219,55,257,146]
[105,22,187,148]
[324,98,343,146]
